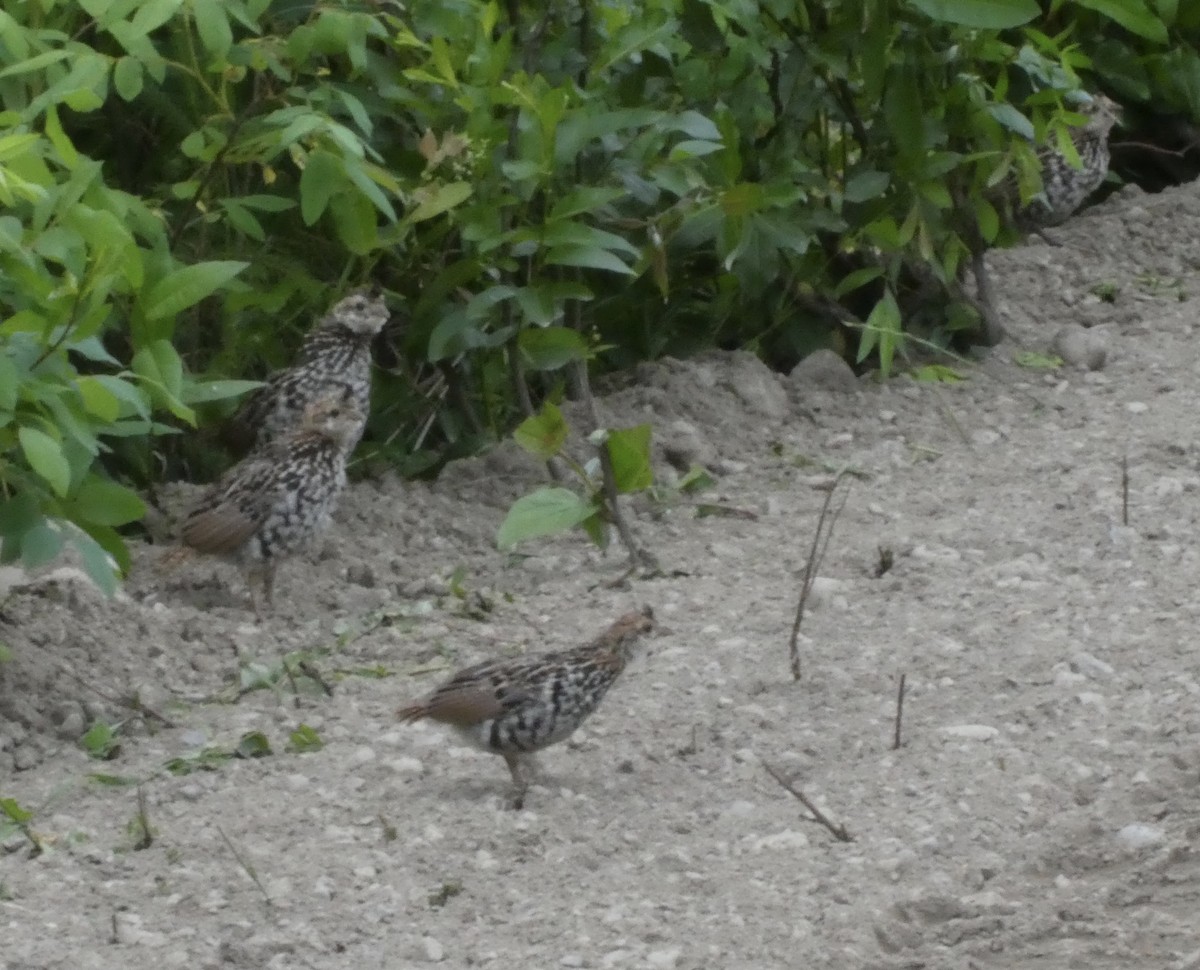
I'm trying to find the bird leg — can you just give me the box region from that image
[504,752,530,811]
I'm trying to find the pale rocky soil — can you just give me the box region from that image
[3,178,1200,970]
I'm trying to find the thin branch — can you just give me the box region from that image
[1121,455,1129,526]
[893,673,906,750]
[788,470,852,680]
[216,824,272,904]
[761,758,853,842]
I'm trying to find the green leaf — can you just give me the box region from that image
[843,170,890,203]
[76,375,121,421]
[300,149,343,224]
[112,57,143,101]
[512,402,568,459]
[143,261,248,320]
[1068,0,1168,42]
[287,724,324,753]
[21,521,64,568]
[606,424,653,494]
[907,0,1039,29]
[0,356,18,410]
[545,245,634,275]
[192,0,233,58]
[549,187,626,221]
[331,191,378,254]
[0,797,33,824]
[81,722,121,759]
[408,181,473,223]
[235,731,273,759]
[70,479,146,527]
[497,487,597,550]
[834,266,885,299]
[180,379,265,404]
[518,327,589,371]
[19,426,71,496]
[132,339,184,398]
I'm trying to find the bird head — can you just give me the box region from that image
[1079,92,1121,138]
[326,287,391,337]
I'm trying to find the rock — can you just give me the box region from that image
[722,352,789,419]
[1052,325,1107,370]
[659,419,716,472]
[940,724,1000,742]
[646,947,683,969]
[1115,823,1165,850]
[346,563,376,588]
[422,936,446,962]
[789,349,859,393]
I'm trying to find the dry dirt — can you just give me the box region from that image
[3,178,1200,970]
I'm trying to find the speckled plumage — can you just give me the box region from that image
[183,388,363,613]
[397,607,655,806]
[1017,93,1120,231]
[229,289,389,451]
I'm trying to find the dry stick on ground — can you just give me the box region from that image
[1121,455,1129,526]
[787,470,853,681]
[216,824,272,905]
[132,785,153,850]
[893,673,907,750]
[760,758,854,842]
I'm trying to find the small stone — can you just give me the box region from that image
[347,563,376,588]
[789,349,859,393]
[971,429,1001,447]
[1125,401,1149,414]
[387,756,424,775]
[560,955,585,968]
[422,937,446,962]
[941,724,1000,741]
[1052,324,1107,371]
[1071,652,1114,679]
[349,745,376,765]
[659,419,716,472]
[1115,823,1165,850]
[646,947,682,969]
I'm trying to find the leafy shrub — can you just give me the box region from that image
[1,0,1196,588]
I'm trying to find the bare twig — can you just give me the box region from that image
[788,470,852,680]
[295,659,334,697]
[216,825,272,904]
[132,786,154,850]
[760,758,853,842]
[1121,455,1129,526]
[893,673,906,750]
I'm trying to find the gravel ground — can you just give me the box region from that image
[3,178,1200,970]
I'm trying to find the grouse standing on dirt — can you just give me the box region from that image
[971,92,1121,343]
[226,288,389,452]
[397,607,656,808]
[183,387,364,614]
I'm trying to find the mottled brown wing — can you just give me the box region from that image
[181,453,280,553]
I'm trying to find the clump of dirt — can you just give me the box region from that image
[4,179,1200,969]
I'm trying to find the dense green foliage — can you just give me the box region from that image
[0,0,1196,589]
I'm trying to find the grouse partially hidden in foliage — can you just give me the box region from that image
[397,607,656,808]
[971,92,1121,343]
[227,288,389,453]
[1017,93,1121,233]
[183,387,364,614]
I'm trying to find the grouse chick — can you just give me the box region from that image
[227,288,388,452]
[183,387,363,614]
[398,606,656,808]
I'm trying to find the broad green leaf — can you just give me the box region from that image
[834,266,885,299]
[235,731,272,759]
[512,402,568,459]
[21,521,64,568]
[907,0,1039,28]
[19,426,71,496]
[0,356,18,410]
[606,424,653,494]
[112,57,143,101]
[143,261,248,320]
[545,245,634,275]
[287,724,324,753]
[70,479,146,527]
[331,192,378,254]
[1068,0,1168,42]
[518,327,589,371]
[497,487,597,550]
[843,170,890,203]
[193,0,233,58]
[549,187,626,222]
[300,149,344,224]
[181,379,265,404]
[0,797,33,823]
[76,375,121,421]
[132,340,184,397]
[408,181,473,223]
[858,290,903,377]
